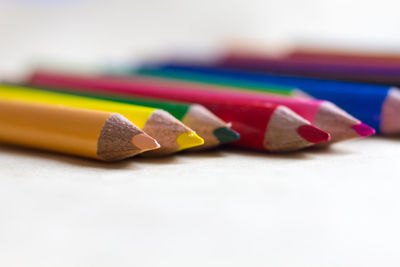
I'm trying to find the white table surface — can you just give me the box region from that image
[1,137,399,267]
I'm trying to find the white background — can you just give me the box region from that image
[1,0,400,266]
[1,0,400,73]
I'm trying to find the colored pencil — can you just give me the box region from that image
[134,63,397,134]
[28,70,331,152]
[219,51,400,86]
[20,85,240,150]
[0,98,160,161]
[0,84,204,156]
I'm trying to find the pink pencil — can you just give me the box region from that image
[28,70,375,143]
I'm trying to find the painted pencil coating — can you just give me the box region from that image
[0,98,159,161]
[0,84,204,155]
[28,71,331,152]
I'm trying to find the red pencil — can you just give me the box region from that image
[28,71,354,148]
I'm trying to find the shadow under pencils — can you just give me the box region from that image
[0,143,137,169]
[0,141,359,168]
[302,143,355,156]
[373,134,400,142]
[221,146,311,160]
[135,149,226,165]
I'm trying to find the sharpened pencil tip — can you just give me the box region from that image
[213,127,241,144]
[176,131,205,151]
[352,123,376,137]
[297,124,331,144]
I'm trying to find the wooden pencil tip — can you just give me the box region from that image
[265,105,326,152]
[381,88,400,134]
[183,104,240,149]
[293,89,314,99]
[97,113,159,161]
[314,101,370,142]
[142,109,205,156]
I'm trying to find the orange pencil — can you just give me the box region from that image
[0,98,160,161]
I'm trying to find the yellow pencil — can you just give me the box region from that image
[0,84,204,156]
[0,98,160,161]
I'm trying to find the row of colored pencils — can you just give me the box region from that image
[3,46,396,161]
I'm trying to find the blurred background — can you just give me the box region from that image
[1,0,400,77]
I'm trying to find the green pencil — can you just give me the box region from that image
[22,84,240,150]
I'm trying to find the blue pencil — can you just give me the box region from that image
[134,63,400,134]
